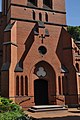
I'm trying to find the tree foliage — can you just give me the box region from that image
[67,26,80,41]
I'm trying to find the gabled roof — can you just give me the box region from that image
[4,22,15,32]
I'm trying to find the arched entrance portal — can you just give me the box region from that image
[34,79,48,105]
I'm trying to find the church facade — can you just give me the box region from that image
[0,0,80,108]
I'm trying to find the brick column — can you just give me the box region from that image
[38,0,43,8]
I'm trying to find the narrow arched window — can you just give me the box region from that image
[21,76,24,96]
[28,0,37,6]
[62,76,65,95]
[65,76,68,95]
[39,13,42,21]
[58,76,61,95]
[33,10,35,20]
[16,76,19,96]
[25,76,28,96]
[76,63,79,72]
[45,13,48,22]
[43,0,52,9]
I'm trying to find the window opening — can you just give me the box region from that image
[45,13,48,22]
[28,0,37,6]
[39,13,42,21]
[33,10,35,20]
[43,0,52,9]
[25,76,28,95]
[58,76,61,95]
[16,76,19,96]
[38,46,47,55]
[21,76,24,95]
[76,63,79,72]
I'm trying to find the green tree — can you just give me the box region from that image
[67,26,80,41]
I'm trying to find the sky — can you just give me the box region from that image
[66,0,80,26]
[0,0,80,26]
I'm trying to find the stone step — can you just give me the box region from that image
[28,105,68,112]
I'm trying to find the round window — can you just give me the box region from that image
[38,46,47,55]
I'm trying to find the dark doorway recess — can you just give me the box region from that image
[34,79,48,105]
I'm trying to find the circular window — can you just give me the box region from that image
[38,46,47,55]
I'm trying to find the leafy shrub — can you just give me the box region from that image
[0,97,22,113]
[0,97,29,120]
[0,111,30,120]
[0,111,23,120]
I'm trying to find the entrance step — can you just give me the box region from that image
[28,105,68,112]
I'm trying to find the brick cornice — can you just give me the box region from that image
[11,3,66,14]
[11,17,67,27]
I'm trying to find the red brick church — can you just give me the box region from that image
[0,0,80,108]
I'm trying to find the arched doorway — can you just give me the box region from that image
[34,79,48,105]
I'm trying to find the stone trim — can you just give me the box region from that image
[11,17,67,27]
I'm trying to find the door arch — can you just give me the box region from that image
[34,79,48,105]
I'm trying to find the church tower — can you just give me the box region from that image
[0,0,79,108]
